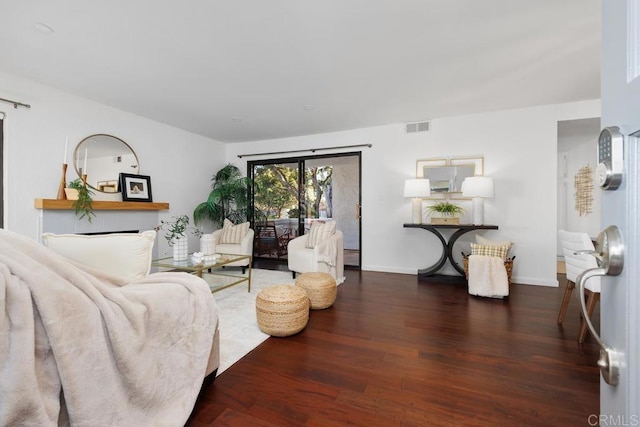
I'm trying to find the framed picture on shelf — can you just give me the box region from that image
[119,173,153,202]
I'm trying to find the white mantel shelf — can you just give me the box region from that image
[34,199,170,211]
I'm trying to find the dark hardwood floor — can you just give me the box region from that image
[188,270,600,426]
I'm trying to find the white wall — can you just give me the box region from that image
[227,100,600,286]
[2,69,600,286]
[556,118,602,255]
[1,71,226,256]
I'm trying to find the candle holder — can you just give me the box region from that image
[82,174,88,187]
[57,163,68,200]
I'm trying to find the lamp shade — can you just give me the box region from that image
[404,179,431,198]
[462,176,494,198]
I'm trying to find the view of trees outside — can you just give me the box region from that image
[306,165,332,219]
[252,163,333,222]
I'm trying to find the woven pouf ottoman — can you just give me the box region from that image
[256,284,310,337]
[295,272,337,310]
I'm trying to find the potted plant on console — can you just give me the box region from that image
[425,201,464,225]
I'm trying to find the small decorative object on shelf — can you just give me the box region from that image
[57,136,69,200]
[64,186,78,201]
[66,178,95,222]
[57,163,68,200]
[119,173,153,202]
[425,201,464,225]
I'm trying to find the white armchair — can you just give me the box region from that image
[287,230,344,284]
[211,227,254,273]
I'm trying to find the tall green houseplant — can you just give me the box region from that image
[193,164,250,227]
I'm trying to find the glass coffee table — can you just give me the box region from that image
[151,253,252,293]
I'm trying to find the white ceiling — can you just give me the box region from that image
[0,1,601,143]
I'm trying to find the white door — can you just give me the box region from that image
[599,1,640,420]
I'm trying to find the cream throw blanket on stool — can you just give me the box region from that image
[468,254,509,298]
[0,229,218,426]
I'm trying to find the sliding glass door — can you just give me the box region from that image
[248,152,361,268]
[251,161,299,258]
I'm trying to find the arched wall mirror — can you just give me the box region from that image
[74,134,140,193]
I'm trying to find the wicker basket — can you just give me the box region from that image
[256,284,310,337]
[462,254,515,285]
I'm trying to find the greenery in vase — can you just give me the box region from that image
[425,201,464,217]
[156,215,202,246]
[67,179,95,222]
[193,163,250,227]
[157,215,189,246]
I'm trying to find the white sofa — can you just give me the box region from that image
[1,229,219,425]
[41,230,220,378]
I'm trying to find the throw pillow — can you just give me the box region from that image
[470,243,510,261]
[219,219,250,244]
[305,221,336,249]
[41,230,156,279]
[476,235,513,249]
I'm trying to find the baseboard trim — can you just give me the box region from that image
[511,276,559,287]
[361,266,559,287]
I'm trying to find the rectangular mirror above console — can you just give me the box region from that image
[415,156,484,199]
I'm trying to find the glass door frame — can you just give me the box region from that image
[247,151,362,269]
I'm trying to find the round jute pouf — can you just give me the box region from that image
[295,272,337,310]
[256,284,310,337]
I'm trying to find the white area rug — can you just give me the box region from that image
[203,268,294,375]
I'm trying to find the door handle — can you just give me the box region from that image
[575,225,624,386]
[573,249,603,267]
[355,204,361,219]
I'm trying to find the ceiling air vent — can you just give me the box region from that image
[405,121,430,134]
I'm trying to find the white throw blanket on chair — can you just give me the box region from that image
[0,229,218,426]
[468,254,509,298]
[315,236,344,285]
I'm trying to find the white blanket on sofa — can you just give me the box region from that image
[0,229,218,426]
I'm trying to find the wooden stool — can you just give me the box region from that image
[295,272,337,309]
[256,284,309,337]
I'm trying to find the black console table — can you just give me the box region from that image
[403,223,498,281]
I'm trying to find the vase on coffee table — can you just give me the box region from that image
[172,236,188,261]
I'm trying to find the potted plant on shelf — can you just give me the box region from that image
[425,201,464,225]
[193,164,250,228]
[156,214,197,261]
[66,179,95,223]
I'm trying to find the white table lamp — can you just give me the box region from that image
[404,179,431,224]
[462,176,494,225]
